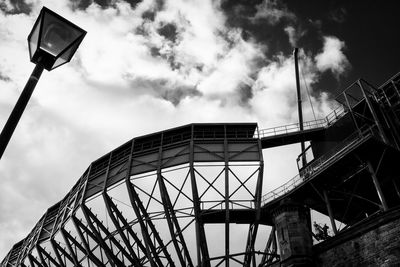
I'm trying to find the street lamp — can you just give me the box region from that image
[0,7,86,159]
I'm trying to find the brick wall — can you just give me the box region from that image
[314,208,400,266]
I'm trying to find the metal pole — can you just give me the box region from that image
[367,161,388,211]
[323,190,338,235]
[294,48,306,168]
[224,125,230,267]
[0,64,44,159]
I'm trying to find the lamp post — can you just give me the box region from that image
[0,7,86,159]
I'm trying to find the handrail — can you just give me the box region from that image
[258,105,346,139]
[261,125,377,205]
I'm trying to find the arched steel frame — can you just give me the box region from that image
[2,123,278,267]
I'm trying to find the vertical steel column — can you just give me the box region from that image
[189,126,210,267]
[366,161,388,211]
[223,125,230,267]
[244,138,264,267]
[323,190,338,235]
[358,81,389,143]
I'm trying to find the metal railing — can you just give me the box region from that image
[258,105,346,139]
[261,125,377,205]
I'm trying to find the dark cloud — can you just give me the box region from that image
[142,10,156,21]
[157,23,178,43]
[127,77,202,106]
[0,72,11,82]
[69,0,142,10]
[69,0,92,10]
[220,1,295,58]
[161,86,202,106]
[154,0,165,11]
[0,0,32,14]
[329,7,347,23]
[236,81,254,106]
[149,46,161,57]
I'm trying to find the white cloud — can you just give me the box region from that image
[315,36,350,77]
[284,25,305,48]
[252,0,296,24]
[251,52,328,127]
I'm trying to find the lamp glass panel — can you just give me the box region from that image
[52,41,80,69]
[40,11,82,56]
[28,18,42,60]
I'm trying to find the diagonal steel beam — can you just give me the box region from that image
[156,138,194,267]
[124,141,160,267]
[50,239,72,267]
[126,139,176,267]
[102,193,144,266]
[158,172,194,267]
[72,216,106,266]
[28,254,44,267]
[60,228,81,267]
[80,204,128,266]
[243,223,258,267]
[36,244,61,267]
[260,226,278,266]
[126,180,174,266]
[61,227,96,266]
[35,245,49,267]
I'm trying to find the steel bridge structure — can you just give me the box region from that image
[2,72,400,266]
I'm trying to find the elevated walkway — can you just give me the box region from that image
[259,105,346,148]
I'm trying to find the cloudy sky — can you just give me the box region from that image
[0,0,399,259]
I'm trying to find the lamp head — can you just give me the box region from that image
[28,7,86,71]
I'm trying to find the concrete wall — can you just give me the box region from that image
[314,208,400,266]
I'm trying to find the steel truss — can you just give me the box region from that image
[2,123,279,267]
